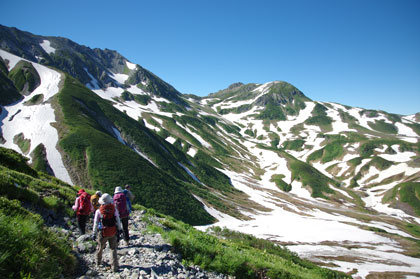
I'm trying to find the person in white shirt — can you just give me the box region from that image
[92,193,123,272]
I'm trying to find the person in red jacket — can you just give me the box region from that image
[92,193,123,272]
[72,189,94,235]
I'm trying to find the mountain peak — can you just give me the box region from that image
[255,81,310,106]
[227,82,244,90]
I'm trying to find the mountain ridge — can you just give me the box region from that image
[1,25,420,278]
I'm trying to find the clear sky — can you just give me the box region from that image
[2,0,419,115]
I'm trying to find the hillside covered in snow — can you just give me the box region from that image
[1,25,420,278]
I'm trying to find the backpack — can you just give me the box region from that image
[123,189,132,212]
[114,192,129,218]
[100,204,117,237]
[91,194,100,210]
[78,192,91,215]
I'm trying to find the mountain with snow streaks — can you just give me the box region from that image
[1,25,420,278]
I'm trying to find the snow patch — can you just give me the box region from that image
[165,136,176,144]
[178,162,202,184]
[187,147,198,157]
[112,127,126,145]
[378,150,416,163]
[126,61,137,70]
[0,50,72,184]
[84,68,100,90]
[277,102,315,134]
[0,49,24,69]
[133,147,158,168]
[111,72,129,85]
[395,122,418,137]
[185,126,212,148]
[39,40,56,54]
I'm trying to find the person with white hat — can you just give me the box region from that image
[113,186,130,246]
[92,193,123,272]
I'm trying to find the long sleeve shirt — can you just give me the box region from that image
[72,196,94,214]
[92,206,123,233]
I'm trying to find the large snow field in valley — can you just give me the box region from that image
[197,166,420,278]
[0,50,73,184]
[197,135,420,278]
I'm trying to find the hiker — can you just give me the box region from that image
[91,191,102,211]
[113,186,130,246]
[92,193,123,272]
[124,184,135,212]
[72,189,94,235]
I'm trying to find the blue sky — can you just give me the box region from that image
[2,0,419,115]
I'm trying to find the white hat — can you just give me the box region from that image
[99,193,112,205]
[114,186,124,194]
[95,191,102,196]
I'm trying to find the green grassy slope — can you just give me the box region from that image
[0,147,76,278]
[146,212,351,279]
[258,145,338,198]
[8,60,40,95]
[55,75,214,225]
[0,57,22,105]
[384,182,420,217]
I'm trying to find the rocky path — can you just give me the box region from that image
[68,211,231,279]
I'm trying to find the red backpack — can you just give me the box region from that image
[114,193,129,218]
[100,204,117,237]
[78,192,91,215]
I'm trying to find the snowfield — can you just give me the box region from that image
[196,87,420,278]
[198,164,420,278]
[39,40,56,54]
[0,50,72,184]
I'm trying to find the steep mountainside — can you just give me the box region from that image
[1,25,420,278]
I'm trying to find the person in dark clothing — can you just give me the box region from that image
[124,184,135,212]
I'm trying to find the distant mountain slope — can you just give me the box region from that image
[0,24,186,105]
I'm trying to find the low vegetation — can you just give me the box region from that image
[307,140,345,163]
[282,139,304,151]
[359,139,415,158]
[383,182,420,217]
[7,60,40,94]
[288,157,337,199]
[13,132,31,154]
[0,147,76,278]
[56,75,215,225]
[24,93,44,106]
[30,143,54,175]
[146,214,351,279]
[368,120,398,134]
[271,174,291,192]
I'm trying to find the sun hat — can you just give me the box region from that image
[95,191,102,196]
[114,186,124,194]
[77,189,85,195]
[99,193,112,205]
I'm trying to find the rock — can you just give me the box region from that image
[77,234,91,242]
[150,268,159,279]
[70,210,229,279]
[86,269,98,277]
